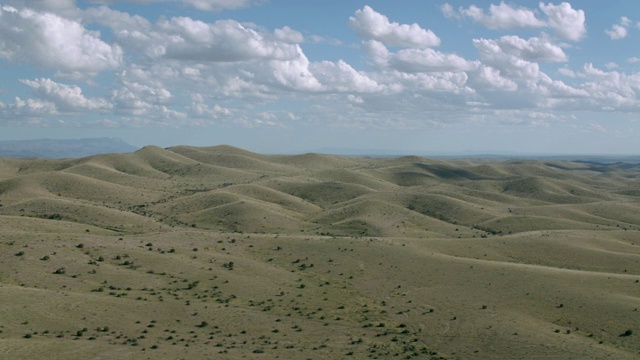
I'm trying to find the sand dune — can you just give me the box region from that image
[1,146,639,359]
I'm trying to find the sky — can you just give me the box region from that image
[0,0,639,155]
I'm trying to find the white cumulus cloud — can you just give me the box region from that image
[605,17,631,40]
[188,100,231,120]
[274,26,304,44]
[456,2,545,29]
[157,17,300,62]
[476,36,568,63]
[474,38,544,81]
[605,25,627,40]
[444,2,586,41]
[0,77,112,122]
[110,74,175,117]
[539,2,586,41]
[311,60,384,93]
[182,0,262,11]
[4,0,77,16]
[557,66,576,77]
[364,40,474,73]
[349,6,440,48]
[580,63,640,110]
[440,3,458,20]
[270,47,323,91]
[0,97,58,120]
[86,0,263,11]
[20,78,111,112]
[470,65,518,91]
[86,8,301,63]
[0,5,123,78]
[3,1,639,131]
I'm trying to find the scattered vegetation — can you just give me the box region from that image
[1,146,639,359]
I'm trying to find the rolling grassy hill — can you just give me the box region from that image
[1,145,639,359]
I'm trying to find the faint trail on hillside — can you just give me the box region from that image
[424,251,640,279]
[441,320,450,335]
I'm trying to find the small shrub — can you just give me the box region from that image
[620,329,633,337]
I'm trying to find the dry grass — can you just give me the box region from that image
[1,145,639,359]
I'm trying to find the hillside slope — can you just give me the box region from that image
[1,145,639,359]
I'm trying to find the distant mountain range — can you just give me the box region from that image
[0,138,138,158]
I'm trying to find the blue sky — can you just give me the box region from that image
[1,0,639,155]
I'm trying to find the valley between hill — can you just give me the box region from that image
[1,145,639,359]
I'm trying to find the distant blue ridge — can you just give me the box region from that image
[0,138,139,159]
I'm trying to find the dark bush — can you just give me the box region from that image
[620,329,633,337]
